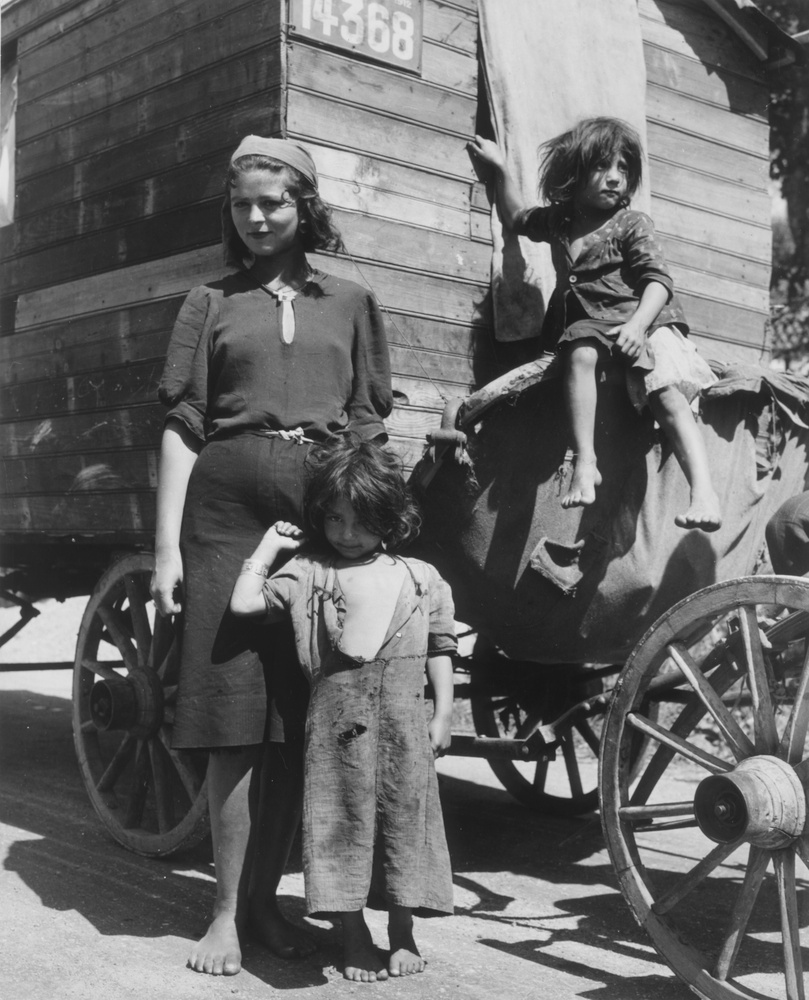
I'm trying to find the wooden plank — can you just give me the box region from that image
[0,301,179,383]
[423,0,477,53]
[0,405,165,457]
[287,42,475,136]
[2,447,157,494]
[18,47,283,181]
[287,91,476,181]
[647,83,769,154]
[669,262,769,313]
[689,332,768,366]
[651,197,771,265]
[678,292,767,350]
[639,0,765,82]
[1,0,98,42]
[0,492,155,534]
[16,0,143,54]
[16,2,282,142]
[1,359,164,422]
[644,40,767,118]
[18,0,238,85]
[15,92,281,217]
[646,121,768,189]
[389,343,476,385]
[328,191,471,243]
[662,237,770,289]
[421,38,477,93]
[649,158,771,228]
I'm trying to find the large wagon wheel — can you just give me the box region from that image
[72,553,209,857]
[470,641,646,815]
[600,576,809,1000]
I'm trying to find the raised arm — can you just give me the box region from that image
[230,522,304,618]
[150,418,201,616]
[467,135,527,231]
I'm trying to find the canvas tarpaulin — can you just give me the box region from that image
[477,0,649,341]
[414,362,809,664]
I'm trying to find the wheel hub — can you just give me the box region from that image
[694,754,806,849]
[89,668,164,739]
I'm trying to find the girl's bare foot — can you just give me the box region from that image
[674,490,722,532]
[188,910,241,976]
[561,455,601,509]
[388,906,426,976]
[248,899,316,960]
[342,911,389,983]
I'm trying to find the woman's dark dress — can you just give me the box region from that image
[158,269,392,749]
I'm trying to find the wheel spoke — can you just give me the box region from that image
[156,730,204,800]
[651,839,744,915]
[561,735,583,799]
[147,740,175,833]
[97,734,135,794]
[627,712,732,773]
[738,606,779,753]
[774,850,805,1000]
[531,757,549,792]
[665,642,755,760]
[782,641,809,764]
[81,659,122,681]
[574,719,601,755]
[515,709,544,740]
[618,801,695,823]
[122,741,150,829]
[713,845,770,980]
[123,574,152,668]
[97,605,139,673]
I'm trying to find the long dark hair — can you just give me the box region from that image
[304,436,421,552]
[538,117,644,207]
[222,154,345,268]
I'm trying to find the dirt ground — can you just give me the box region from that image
[0,597,798,1000]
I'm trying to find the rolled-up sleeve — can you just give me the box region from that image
[347,291,393,441]
[621,213,674,299]
[157,287,218,442]
[427,568,458,656]
[514,205,556,244]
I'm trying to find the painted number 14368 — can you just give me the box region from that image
[299,0,417,63]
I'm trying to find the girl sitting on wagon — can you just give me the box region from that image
[469,117,721,532]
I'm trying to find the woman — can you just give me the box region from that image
[150,135,392,976]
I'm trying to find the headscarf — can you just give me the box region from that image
[229,135,319,190]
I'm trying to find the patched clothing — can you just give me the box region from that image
[262,553,456,915]
[515,205,689,350]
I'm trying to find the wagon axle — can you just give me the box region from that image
[694,755,806,850]
[89,668,165,740]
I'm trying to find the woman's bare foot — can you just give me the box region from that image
[561,455,601,509]
[674,489,722,532]
[387,906,426,976]
[188,909,242,976]
[248,899,316,960]
[342,911,389,983]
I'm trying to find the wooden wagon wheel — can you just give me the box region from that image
[600,576,809,1000]
[470,642,651,815]
[72,552,209,857]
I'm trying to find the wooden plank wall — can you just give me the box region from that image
[640,0,772,363]
[0,0,776,548]
[0,0,288,540]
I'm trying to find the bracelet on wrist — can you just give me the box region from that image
[240,559,270,578]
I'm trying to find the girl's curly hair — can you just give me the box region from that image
[304,436,421,552]
[538,117,644,207]
[222,154,345,268]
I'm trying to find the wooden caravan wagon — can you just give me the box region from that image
[1,1,808,997]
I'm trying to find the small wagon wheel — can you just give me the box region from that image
[600,576,809,1000]
[470,641,651,815]
[72,552,209,857]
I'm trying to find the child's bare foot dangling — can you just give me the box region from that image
[674,489,722,532]
[342,911,389,983]
[561,455,601,509]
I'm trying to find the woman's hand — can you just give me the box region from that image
[467,134,507,172]
[428,710,453,758]
[150,550,184,617]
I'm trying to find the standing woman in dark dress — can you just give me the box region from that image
[150,136,392,976]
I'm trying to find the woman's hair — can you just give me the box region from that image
[538,117,644,207]
[222,154,345,267]
[304,436,422,552]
